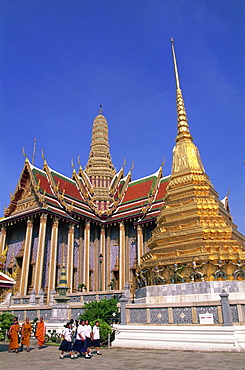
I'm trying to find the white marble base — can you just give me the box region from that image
[112,324,245,352]
[50,304,69,323]
[135,281,245,304]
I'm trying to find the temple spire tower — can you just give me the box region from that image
[84,106,116,211]
[170,38,205,175]
[140,39,245,280]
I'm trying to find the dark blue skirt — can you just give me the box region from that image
[59,339,72,352]
[73,339,87,353]
[93,339,100,347]
[86,337,92,347]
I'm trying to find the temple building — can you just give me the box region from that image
[0,111,169,302]
[0,40,244,305]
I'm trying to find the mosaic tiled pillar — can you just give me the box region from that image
[47,218,59,301]
[0,226,7,254]
[77,225,83,288]
[20,218,33,296]
[106,228,111,288]
[83,221,90,290]
[33,213,47,294]
[119,222,125,290]
[67,223,75,293]
[137,224,143,266]
[93,227,99,291]
[125,229,130,285]
[100,226,106,291]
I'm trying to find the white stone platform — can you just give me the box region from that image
[112,324,245,352]
[135,280,245,303]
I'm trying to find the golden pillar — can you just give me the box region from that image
[125,230,129,285]
[83,221,90,290]
[67,223,75,293]
[0,226,7,254]
[119,221,125,290]
[19,218,33,296]
[78,225,83,288]
[94,227,99,291]
[100,226,106,290]
[137,224,144,267]
[47,218,59,301]
[33,213,47,293]
[106,228,111,289]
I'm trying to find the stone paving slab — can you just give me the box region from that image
[0,341,245,370]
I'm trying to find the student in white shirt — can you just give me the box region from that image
[59,322,75,359]
[85,319,93,357]
[92,321,102,355]
[73,320,91,359]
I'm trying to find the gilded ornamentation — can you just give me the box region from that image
[139,39,245,283]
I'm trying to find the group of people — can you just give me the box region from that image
[59,319,101,359]
[7,316,46,353]
[7,316,101,360]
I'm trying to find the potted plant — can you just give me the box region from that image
[77,283,87,292]
[108,279,116,290]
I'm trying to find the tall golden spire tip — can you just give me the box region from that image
[171,38,180,90]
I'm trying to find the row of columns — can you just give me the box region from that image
[1,215,145,300]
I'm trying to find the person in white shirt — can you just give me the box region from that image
[85,319,93,357]
[73,320,90,359]
[59,322,75,359]
[92,321,102,355]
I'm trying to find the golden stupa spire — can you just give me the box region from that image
[170,38,204,174]
[139,40,245,285]
[171,38,192,142]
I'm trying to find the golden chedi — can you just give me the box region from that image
[140,39,245,285]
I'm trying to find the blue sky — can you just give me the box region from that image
[0,0,244,234]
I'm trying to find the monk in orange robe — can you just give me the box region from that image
[21,318,32,352]
[35,317,46,349]
[8,317,20,353]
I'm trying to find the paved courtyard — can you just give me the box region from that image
[0,340,245,370]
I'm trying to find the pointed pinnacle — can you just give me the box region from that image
[171,38,180,90]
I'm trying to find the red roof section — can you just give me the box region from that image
[122,178,154,204]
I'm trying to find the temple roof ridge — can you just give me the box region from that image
[130,168,162,185]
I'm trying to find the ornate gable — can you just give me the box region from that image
[4,159,41,218]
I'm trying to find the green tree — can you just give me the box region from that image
[0,312,14,341]
[79,298,119,324]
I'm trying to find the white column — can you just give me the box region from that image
[67,223,75,293]
[119,222,125,290]
[83,221,90,290]
[47,218,59,301]
[0,226,7,254]
[33,213,47,293]
[137,224,144,267]
[100,226,106,291]
[19,218,33,296]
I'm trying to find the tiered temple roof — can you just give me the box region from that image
[2,132,169,227]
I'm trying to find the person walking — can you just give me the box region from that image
[92,321,102,355]
[59,322,75,359]
[20,318,32,352]
[69,318,77,344]
[85,319,93,357]
[8,317,20,353]
[35,317,46,349]
[73,320,88,358]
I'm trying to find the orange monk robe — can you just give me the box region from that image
[35,322,46,346]
[9,323,20,350]
[21,323,32,346]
